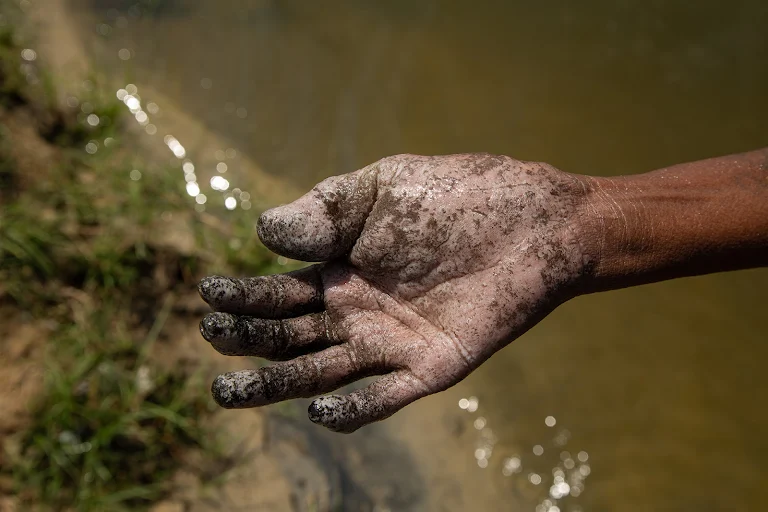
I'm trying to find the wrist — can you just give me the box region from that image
[573,149,768,293]
[573,174,656,291]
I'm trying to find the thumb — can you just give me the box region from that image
[257,164,379,261]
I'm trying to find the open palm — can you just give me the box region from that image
[199,154,589,432]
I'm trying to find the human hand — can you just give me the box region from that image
[198,153,592,432]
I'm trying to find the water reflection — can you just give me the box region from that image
[48,0,264,215]
[459,397,591,511]
[111,79,254,212]
[17,44,40,86]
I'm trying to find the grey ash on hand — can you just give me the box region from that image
[198,153,595,432]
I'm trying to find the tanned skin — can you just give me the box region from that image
[197,149,768,433]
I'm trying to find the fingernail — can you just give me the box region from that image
[198,276,240,305]
[211,371,262,408]
[199,312,236,343]
[308,395,354,432]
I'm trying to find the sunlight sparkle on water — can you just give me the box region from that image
[458,399,592,508]
[458,396,479,413]
[502,456,521,476]
[105,59,259,214]
[21,48,37,61]
[186,182,200,197]
[124,95,140,112]
[550,481,571,499]
[210,175,229,191]
[165,136,186,158]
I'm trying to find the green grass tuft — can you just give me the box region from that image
[11,299,215,510]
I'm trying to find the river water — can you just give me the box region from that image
[60,1,768,510]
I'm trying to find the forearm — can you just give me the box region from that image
[576,148,768,293]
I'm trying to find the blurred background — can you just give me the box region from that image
[1,0,767,510]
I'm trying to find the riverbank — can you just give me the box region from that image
[0,6,331,510]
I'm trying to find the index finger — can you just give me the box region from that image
[198,265,324,318]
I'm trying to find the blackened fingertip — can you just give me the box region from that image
[211,371,263,408]
[199,311,236,342]
[211,374,235,408]
[307,398,325,424]
[198,275,241,307]
[197,276,218,303]
[308,395,356,433]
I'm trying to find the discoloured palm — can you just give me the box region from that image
[199,154,590,432]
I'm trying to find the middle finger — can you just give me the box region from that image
[200,310,341,360]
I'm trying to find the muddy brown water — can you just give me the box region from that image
[52,0,768,510]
